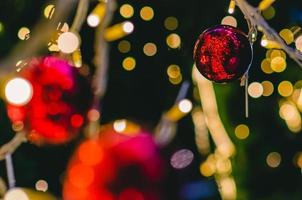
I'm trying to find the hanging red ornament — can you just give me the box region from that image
[6,56,93,145]
[193,25,253,83]
[63,121,163,200]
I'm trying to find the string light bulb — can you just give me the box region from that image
[104,21,134,41]
[164,99,192,122]
[258,0,276,11]
[228,0,236,14]
[87,2,106,27]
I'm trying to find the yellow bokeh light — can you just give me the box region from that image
[234,124,250,140]
[164,16,178,31]
[228,0,235,14]
[295,152,302,168]
[18,27,30,40]
[119,4,134,19]
[167,64,181,79]
[279,102,297,121]
[248,82,264,98]
[5,78,33,106]
[262,6,275,20]
[44,4,55,19]
[261,80,274,96]
[271,56,286,72]
[216,158,232,174]
[57,32,80,54]
[261,35,281,49]
[261,58,273,74]
[140,6,154,21]
[200,162,215,177]
[0,22,4,33]
[294,80,302,88]
[270,50,286,59]
[279,29,294,45]
[143,42,157,56]
[166,33,181,49]
[265,49,273,58]
[122,57,136,71]
[169,74,182,85]
[278,81,293,97]
[105,22,134,41]
[266,152,281,168]
[72,49,82,68]
[221,16,237,27]
[278,100,301,132]
[118,40,131,53]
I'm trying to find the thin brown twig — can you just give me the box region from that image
[70,0,89,33]
[234,0,302,68]
[0,0,76,79]
[0,132,27,161]
[92,0,117,104]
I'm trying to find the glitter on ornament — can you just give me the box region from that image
[193,25,253,83]
[6,56,93,145]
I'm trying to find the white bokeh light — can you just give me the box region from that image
[113,119,127,133]
[122,21,134,33]
[4,188,29,200]
[178,99,193,113]
[5,78,33,105]
[87,14,100,27]
[58,32,80,54]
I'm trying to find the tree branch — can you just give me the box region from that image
[0,132,27,161]
[234,0,302,68]
[70,0,89,33]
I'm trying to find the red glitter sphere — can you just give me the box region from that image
[6,56,93,145]
[63,122,163,200]
[193,25,253,83]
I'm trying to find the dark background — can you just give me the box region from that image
[0,0,302,199]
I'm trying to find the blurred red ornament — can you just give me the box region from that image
[7,56,93,145]
[193,25,253,83]
[63,121,163,200]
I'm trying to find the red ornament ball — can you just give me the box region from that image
[193,25,253,83]
[6,56,93,145]
[63,121,163,200]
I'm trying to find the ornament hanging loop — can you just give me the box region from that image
[242,11,257,118]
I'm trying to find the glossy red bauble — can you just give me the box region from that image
[63,122,163,200]
[193,25,253,83]
[7,56,93,145]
